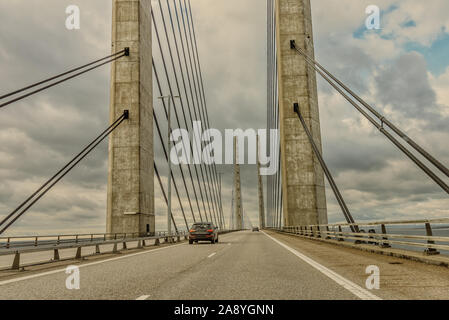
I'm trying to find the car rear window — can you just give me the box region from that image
[192,223,212,230]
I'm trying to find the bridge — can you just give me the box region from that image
[0,0,449,301]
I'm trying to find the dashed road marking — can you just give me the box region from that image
[0,242,186,287]
[208,252,216,258]
[136,295,150,300]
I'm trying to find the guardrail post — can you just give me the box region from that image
[137,240,143,249]
[380,224,391,248]
[95,244,101,254]
[154,238,160,246]
[310,226,314,237]
[368,229,376,245]
[53,249,60,261]
[316,226,321,238]
[91,234,94,242]
[12,252,20,270]
[57,236,60,245]
[123,242,127,250]
[75,247,82,259]
[75,235,79,244]
[355,229,365,244]
[177,235,181,242]
[325,226,331,239]
[112,243,118,253]
[338,225,344,241]
[6,237,10,249]
[34,236,38,247]
[424,223,440,255]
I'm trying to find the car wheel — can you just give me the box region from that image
[216,237,219,243]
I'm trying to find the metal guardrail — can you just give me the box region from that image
[0,229,239,270]
[0,231,183,250]
[266,218,449,256]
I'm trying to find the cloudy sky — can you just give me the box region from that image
[0,0,448,236]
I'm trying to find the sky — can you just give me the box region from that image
[0,0,448,236]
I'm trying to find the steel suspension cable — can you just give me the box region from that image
[157,0,206,223]
[184,0,222,228]
[294,103,358,232]
[172,0,210,223]
[0,50,128,110]
[154,162,179,233]
[153,106,190,230]
[152,9,199,225]
[187,0,224,228]
[165,0,204,223]
[176,1,217,226]
[0,49,127,101]
[0,113,125,229]
[289,41,449,195]
[0,111,128,235]
[291,41,449,179]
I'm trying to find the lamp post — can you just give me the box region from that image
[158,95,180,242]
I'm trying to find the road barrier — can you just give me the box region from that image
[266,218,449,256]
[0,229,239,270]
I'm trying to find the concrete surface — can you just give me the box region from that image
[107,0,155,235]
[276,0,328,225]
[1,231,448,300]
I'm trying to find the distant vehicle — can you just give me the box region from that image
[252,227,259,232]
[189,222,218,244]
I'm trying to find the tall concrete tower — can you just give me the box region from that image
[257,136,265,229]
[107,0,155,235]
[275,0,327,226]
[234,137,243,230]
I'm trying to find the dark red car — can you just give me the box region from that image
[189,222,218,244]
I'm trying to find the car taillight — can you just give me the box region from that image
[207,229,213,233]
[189,229,196,233]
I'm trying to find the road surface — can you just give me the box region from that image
[0,231,372,300]
[1,230,448,300]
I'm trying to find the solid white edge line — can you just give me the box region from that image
[262,231,382,300]
[136,295,150,300]
[0,242,187,286]
[207,252,216,258]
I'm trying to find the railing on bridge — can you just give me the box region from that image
[0,229,239,271]
[267,218,449,256]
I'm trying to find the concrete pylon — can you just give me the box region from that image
[107,0,155,235]
[257,136,265,229]
[234,137,243,230]
[275,0,328,226]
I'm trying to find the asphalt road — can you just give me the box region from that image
[0,231,377,300]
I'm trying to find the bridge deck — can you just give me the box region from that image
[0,231,448,300]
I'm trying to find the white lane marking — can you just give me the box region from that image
[0,232,239,287]
[0,242,187,287]
[136,295,150,300]
[207,252,216,258]
[262,231,382,300]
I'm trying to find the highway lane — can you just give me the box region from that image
[0,231,372,300]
